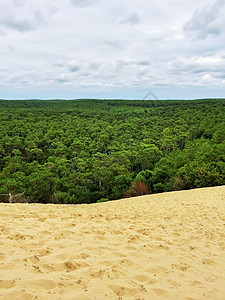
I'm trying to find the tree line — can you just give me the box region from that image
[0,99,224,204]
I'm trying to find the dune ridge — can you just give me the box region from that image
[0,186,225,299]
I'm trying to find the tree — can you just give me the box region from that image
[152,158,175,192]
[111,174,132,199]
[135,170,153,190]
[125,181,152,198]
[25,170,55,203]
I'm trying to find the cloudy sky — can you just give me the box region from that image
[0,0,225,100]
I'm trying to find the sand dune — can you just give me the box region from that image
[0,186,225,299]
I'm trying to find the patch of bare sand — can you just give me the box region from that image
[0,186,225,299]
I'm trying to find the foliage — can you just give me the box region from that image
[0,98,224,203]
[97,198,109,203]
[125,181,152,198]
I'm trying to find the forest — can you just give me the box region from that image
[0,98,225,204]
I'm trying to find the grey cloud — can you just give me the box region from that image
[120,12,140,26]
[214,72,225,79]
[104,39,127,49]
[12,0,25,7]
[137,60,151,66]
[67,63,80,72]
[54,62,64,68]
[138,69,148,76]
[89,63,101,71]
[71,0,91,7]
[0,18,37,32]
[155,83,170,87]
[69,66,79,72]
[170,61,206,75]
[54,77,70,83]
[184,0,225,40]
[66,60,101,76]
[67,60,81,72]
[192,68,208,74]
[168,55,225,84]
[0,1,56,33]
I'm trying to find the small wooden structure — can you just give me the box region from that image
[0,192,28,203]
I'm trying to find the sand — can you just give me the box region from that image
[0,186,225,300]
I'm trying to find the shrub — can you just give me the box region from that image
[125,181,152,198]
[97,198,109,203]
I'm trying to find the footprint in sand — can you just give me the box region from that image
[0,263,15,270]
[55,253,69,260]
[110,229,123,235]
[42,263,62,272]
[202,258,217,266]
[145,266,169,275]
[108,284,139,297]
[42,260,89,272]
[167,279,181,287]
[171,263,190,271]
[190,280,203,287]
[64,260,89,271]
[10,234,27,241]
[111,252,127,258]
[93,234,107,241]
[24,255,40,264]
[72,253,91,260]
[152,243,170,250]
[36,248,52,256]
[89,269,105,279]
[0,280,16,289]
[133,275,149,282]
[122,245,137,251]
[39,230,51,235]
[1,291,36,300]
[120,258,136,267]
[26,279,56,290]
[153,288,169,297]
[100,260,114,267]
[72,294,90,300]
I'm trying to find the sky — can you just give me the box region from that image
[0,0,225,100]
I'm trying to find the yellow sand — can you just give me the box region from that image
[0,186,225,300]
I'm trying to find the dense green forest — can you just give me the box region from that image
[0,99,225,204]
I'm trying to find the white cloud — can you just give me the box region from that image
[0,0,224,99]
[184,0,225,40]
[0,0,57,33]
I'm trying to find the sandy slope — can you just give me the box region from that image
[0,186,225,300]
